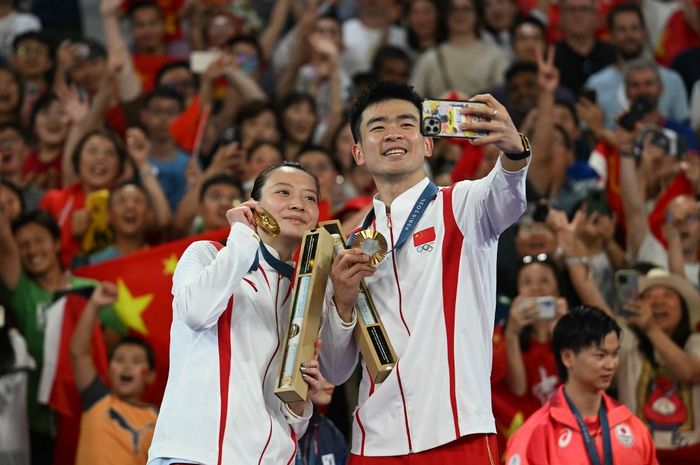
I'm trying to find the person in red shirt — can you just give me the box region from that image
[505,254,567,417]
[506,306,658,465]
[39,130,127,266]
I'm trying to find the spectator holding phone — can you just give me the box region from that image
[584,4,690,130]
[505,253,567,416]
[617,122,700,289]
[506,306,659,465]
[616,269,700,463]
[321,80,529,462]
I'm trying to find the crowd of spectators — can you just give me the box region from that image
[0,0,699,464]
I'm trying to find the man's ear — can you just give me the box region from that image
[561,348,575,372]
[352,143,365,167]
[423,136,434,160]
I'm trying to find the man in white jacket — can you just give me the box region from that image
[320,80,531,463]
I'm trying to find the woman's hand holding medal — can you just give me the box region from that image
[226,200,280,237]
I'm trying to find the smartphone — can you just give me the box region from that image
[517,296,557,320]
[421,99,488,139]
[220,127,238,145]
[533,296,557,320]
[617,95,654,132]
[580,88,597,103]
[585,188,610,216]
[190,50,222,74]
[614,270,639,314]
[532,201,550,223]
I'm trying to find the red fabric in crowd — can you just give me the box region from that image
[39,183,86,267]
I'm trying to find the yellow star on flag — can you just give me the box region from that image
[114,278,153,335]
[163,254,179,275]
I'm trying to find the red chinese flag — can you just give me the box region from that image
[74,228,228,405]
[413,227,436,247]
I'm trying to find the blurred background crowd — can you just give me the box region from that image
[0,0,699,464]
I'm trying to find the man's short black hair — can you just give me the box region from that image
[505,61,538,84]
[246,139,283,163]
[12,209,61,240]
[127,0,164,19]
[371,45,411,74]
[0,121,29,143]
[608,3,645,32]
[155,60,196,87]
[109,180,151,209]
[199,174,244,203]
[554,98,580,127]
[12,31,54,57]
[349,80,423,143]
[511,14,547,39]
[144,86,185,111]
[110,335,156,370]
[297,144,343,174]
[250,161,320,202]
[552,306,621,382]
[234,99,278,128]
[0,179,25,214]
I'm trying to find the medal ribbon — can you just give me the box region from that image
[248,243,295,279]
[351,181,439,252]
[563,388,613,465]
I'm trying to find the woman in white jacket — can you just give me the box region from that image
[149,161,324,465]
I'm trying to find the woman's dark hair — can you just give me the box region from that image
[447,0,482,38]
[297,144,343,175]
[109,336,156,370]
[250,161,320,202]
[30,93,62,139]
[514,254,562,351]
[477,0,518,39]
[279,93,317,145]
[552,305,621,382]
[0,65,24,118]
[109,180,151,209]
[634,288,691,368]
[406,0,448,51]
[70,130,128,181]
[234,99,279,129]
[11,209,61,240]
[199,173,244,203]
[155,60,199,89]
[246,139,284,163]
[1,179,25,215]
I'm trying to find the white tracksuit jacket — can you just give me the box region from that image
[148,223,311,465]
[320,159,528,456]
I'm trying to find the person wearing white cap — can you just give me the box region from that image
[615,268,700,463]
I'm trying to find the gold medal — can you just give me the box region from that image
[253,208,280,237]
[351,230,388,266]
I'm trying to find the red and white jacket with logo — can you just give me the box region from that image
[148,223,311,465]
[505,386,658,465]
[320,160,528,456]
